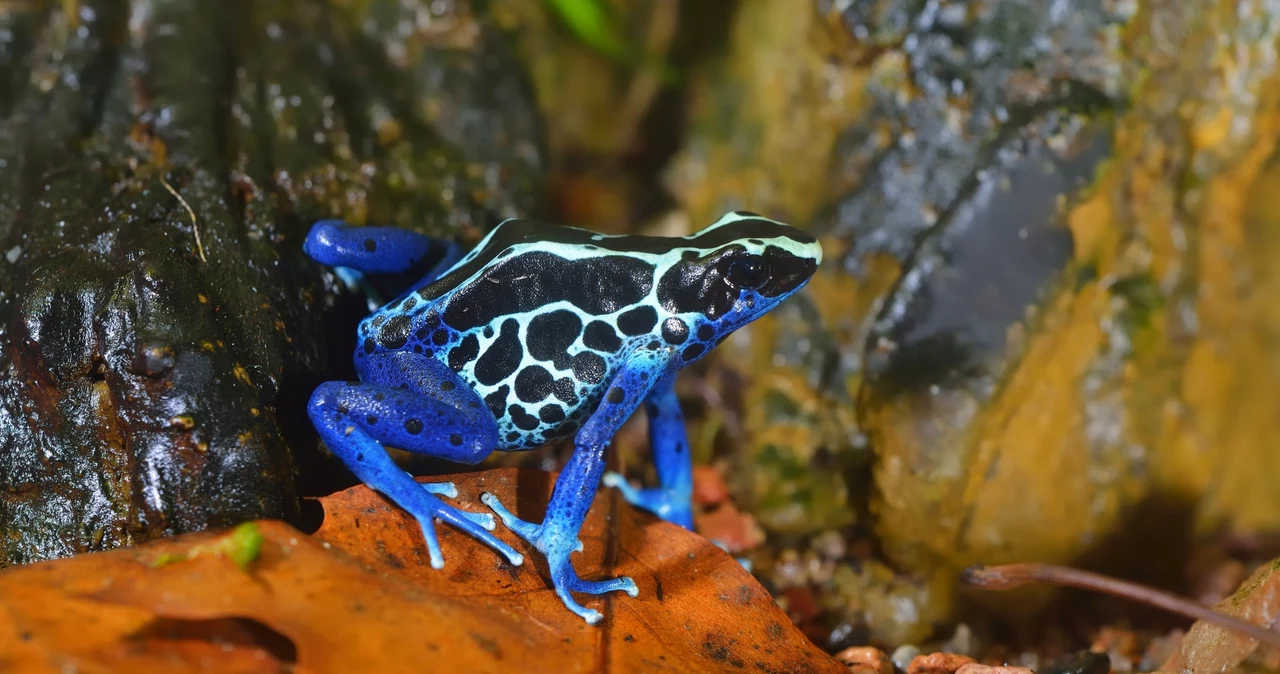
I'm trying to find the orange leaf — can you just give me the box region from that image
[0,468,843,673]
[312,467,845,672]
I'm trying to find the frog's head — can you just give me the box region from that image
[660,211,822,344]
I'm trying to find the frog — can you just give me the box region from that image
[302,211,822,623]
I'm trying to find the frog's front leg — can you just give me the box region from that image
[601,374,694,529]
[304,220,462,275]
[480,350,673,624]
[308,351,523,569]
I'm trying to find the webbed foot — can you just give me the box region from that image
[410,494,523,570]
[480,492,636,624]
[602,471,693,529]
[419,479,497,531]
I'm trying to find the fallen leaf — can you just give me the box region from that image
[0,522,362,673]
[0,467,844,673]
[692,464,730,506]
[313,467,845,673]
[695,501,766,553]
[1162,557,1280,674]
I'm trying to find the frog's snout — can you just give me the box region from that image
[804,237,824,268]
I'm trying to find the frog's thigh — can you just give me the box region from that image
[307,369,521,568]
[324,351,501,465]
[309,380,497,466]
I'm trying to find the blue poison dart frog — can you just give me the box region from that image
[303,212,822,624]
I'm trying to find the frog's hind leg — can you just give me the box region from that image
[307,351,523,569]
[601,374,694,529]
[304,219,462,276]
[481,349,673,624]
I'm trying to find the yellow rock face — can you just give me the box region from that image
[666,0,1280,643]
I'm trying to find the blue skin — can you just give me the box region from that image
[307,221,465,309]
[304,214,821,623]
[600,374,692,528]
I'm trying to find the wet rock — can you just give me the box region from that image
[859,0,1280,617]
[665,0,1280,646]
[859,118,1133,578]
[670,0,1128,637]
[0,0,545,565]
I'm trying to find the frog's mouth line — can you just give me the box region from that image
[757,246,821,299]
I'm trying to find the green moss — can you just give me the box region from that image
[1110,272,1163,334]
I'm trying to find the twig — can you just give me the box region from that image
[962,563,1280,651]
[160,175,207,263]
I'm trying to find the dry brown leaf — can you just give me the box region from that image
[692,464,730,506]
[0,467,843,673]
[313,467,845,673]
[1162,557,1280,674]
[695,501,767,553]
[0,520,417,673]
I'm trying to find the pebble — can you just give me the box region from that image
[835,646,894,674]
[907,652,976,674]
[955,665,1034,674]
[891,645,922,672]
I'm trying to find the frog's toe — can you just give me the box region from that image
[481,492,634,624]
[413,515,447,570]
[573,575,639,598]
[414,481,496,530]
[553,579,606,625]
[480,492,543,544]
[601,472,693,529]
[424,500,524,567]
[569,603,604,625]
[419,480,458,499]
[601,472,666,516]
[601,471,631,494]
[547,553,638,625]
[459,510,497,531]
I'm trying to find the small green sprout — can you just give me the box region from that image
[148,521,264,572]
[544,0,681,84]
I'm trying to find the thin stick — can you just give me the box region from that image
[161,175,207,263]
[962,563,1280,651]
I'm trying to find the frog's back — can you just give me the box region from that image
[357,215,818,450]
[381,220,673,449]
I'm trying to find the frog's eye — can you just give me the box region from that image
[726,256,768,288]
